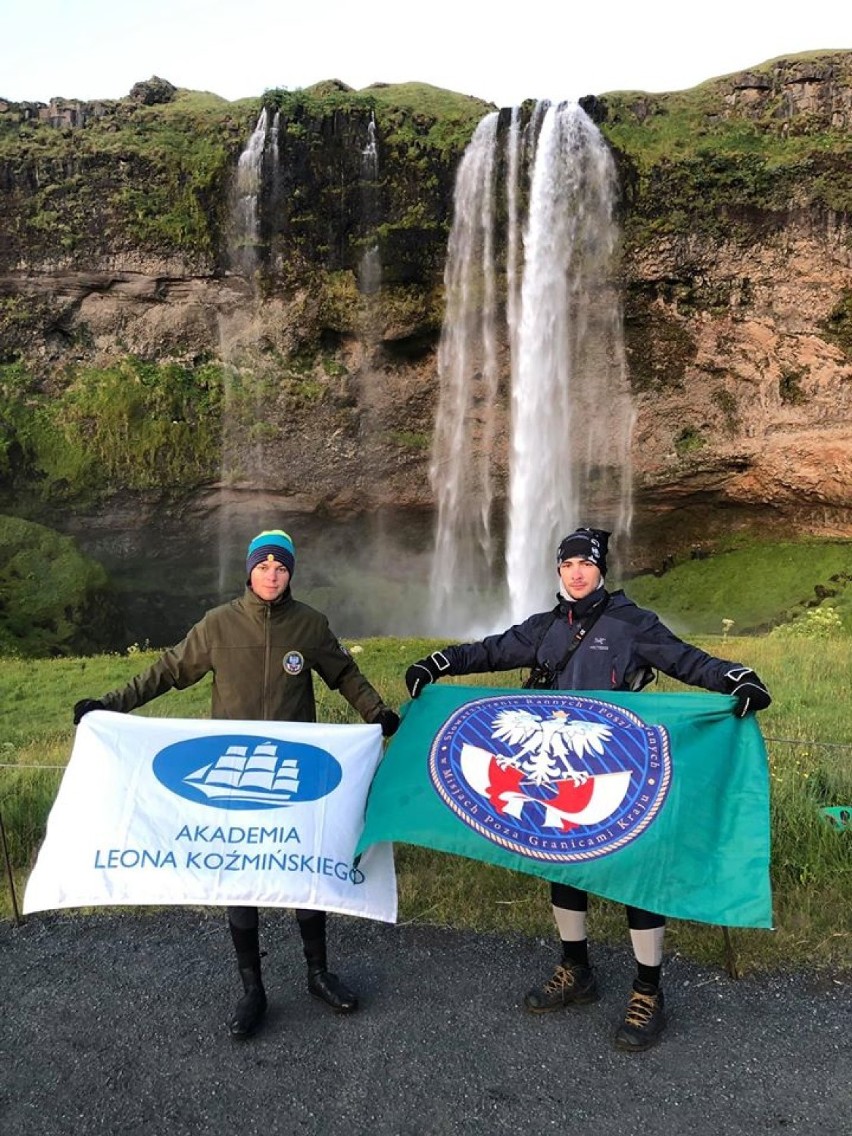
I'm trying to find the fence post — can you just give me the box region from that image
[0,806,23,926]
[721,926,739,979]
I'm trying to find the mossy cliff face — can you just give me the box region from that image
[594,51,852,537]
[0,80,486,514]
[1,59,851,539]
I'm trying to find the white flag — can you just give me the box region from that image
[24,712,397,922]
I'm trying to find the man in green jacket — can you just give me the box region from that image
[73,528,399,1040]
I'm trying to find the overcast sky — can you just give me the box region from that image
[1,0,850,108]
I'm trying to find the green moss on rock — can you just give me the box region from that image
[0,515,121,656]
[0,357,223,507]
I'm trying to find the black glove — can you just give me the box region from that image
[404,651,451,699]
[725,668,771,718]
[377,709,400,738]
[73,698,107,725]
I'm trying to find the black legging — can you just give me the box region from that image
[227,905,327,971]
[549,882,665,930]
[227,905,324,933]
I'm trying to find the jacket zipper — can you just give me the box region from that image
[263,604,271,719]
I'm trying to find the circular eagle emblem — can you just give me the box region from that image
[282,651,304,675]
[429,693,672,863]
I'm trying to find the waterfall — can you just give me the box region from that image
[505,107,522,368]
[230,107,268,277]
[429,112,502,631]
[507,104,633,621]
[358,113,382,297]
[217,107,271,594]
[429,102,633,634]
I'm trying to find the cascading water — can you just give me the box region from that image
[217,108,271,593]
[230,107,268,277]
[358,114,382,298]
[507,104,633,621]
[429,102,633,635]
[429,112,502,631]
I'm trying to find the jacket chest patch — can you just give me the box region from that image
[282,651,305,675]
[589,637,609,651]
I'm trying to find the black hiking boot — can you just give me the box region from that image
[614,981,666,1052]
[524,962,599,1012]
[229,965,267,1039]
[307,966,359,1013]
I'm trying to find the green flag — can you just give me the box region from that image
[359,685,772,928]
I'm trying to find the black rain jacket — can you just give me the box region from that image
[440,588,744,695]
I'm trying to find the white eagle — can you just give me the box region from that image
[491,708,613,787]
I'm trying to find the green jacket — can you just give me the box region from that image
[101,587,387,724]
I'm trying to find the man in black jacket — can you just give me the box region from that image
[404,527,771,1052]
[74,528,400,1040]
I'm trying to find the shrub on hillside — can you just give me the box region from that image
[770,605,845,640]
[0,516,123,656]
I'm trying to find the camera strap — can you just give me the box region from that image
[554,594,609,666]
[523,594,609,689]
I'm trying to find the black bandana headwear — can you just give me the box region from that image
[556,528,610,576]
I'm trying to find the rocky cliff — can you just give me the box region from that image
[603,52,852,549]
[1,57,851,561]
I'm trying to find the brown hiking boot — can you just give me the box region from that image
[524,962,599,1012]
[614,982,666,1051]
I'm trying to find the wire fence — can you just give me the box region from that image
[2,733,850,941]
[1,763,68,770]
[2,735,852,772]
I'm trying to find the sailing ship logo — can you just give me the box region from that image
[429,694,672,863]
[152,734,343,811]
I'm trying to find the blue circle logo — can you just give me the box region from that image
[152,734,342,811]
[429,694,672,862]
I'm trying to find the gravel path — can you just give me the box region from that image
[1,910,849,1135]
